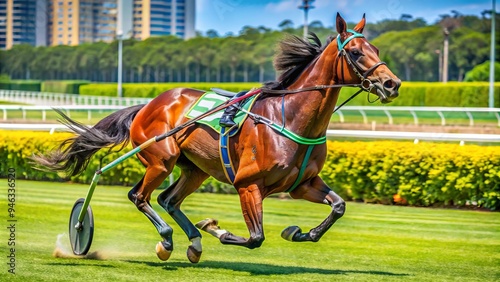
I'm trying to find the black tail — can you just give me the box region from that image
[32,104,145,177]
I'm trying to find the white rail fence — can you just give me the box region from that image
[0,89,150,106]
[2,90,500,126]
[335,106,500,127]
[2,104,500,127]
[1,105,126,122]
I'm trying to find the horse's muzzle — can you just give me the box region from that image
[372,77,401,104]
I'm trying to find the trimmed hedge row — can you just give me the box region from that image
[0,80,89,94]
[338,81,500,107]
[1,131,498,210]
[0,80,42,91]
[41,80,90,94]
[79,81,500,107]
[2,80,499,107]
[79,82,262,98]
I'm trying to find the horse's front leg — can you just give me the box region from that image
[196,184,265,249]
[282,176,345,242]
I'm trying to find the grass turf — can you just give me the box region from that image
[0,180,498,281]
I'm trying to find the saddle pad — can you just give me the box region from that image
[185,91,258,134]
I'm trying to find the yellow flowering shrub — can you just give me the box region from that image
[1,131,499,209]
[321,141,500,210]
[0,130,163,186]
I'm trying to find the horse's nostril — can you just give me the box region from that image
[383,80,395,89]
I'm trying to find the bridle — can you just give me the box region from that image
[335,29,387,92]
[262,29,388,111]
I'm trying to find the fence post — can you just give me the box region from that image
[410,110,419,126]
[437,111,446,126]
[466,111,474,126]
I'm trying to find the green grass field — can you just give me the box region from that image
[1,180,499,281]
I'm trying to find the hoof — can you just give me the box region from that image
[187,245,202,264]
[155,241,172,261]
[281,226,301,241]
[195,218,218,231]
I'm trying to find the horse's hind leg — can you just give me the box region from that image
[157,165,209,263]
[128,162,175,261]
[282,176,345,242]
[197,184,265,249]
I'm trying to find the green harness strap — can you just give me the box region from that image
[267,122,326,193]
[286,144,315,193]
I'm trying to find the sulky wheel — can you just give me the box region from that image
[69,198,94,255]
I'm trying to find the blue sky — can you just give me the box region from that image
[195,0,493,35]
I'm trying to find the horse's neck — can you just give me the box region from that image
[285,45,340,137]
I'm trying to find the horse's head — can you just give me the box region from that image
[335,13,401,103]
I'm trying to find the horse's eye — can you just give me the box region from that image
[351,49,362,56]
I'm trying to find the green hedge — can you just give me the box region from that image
[0,80,42,91]
[339,81,500,107]
[78,81,500,107]
[79,82,262,98]
[3,80,499,108]
[1,130,498,210]
[41,80,90,94]
[0,81,10,90]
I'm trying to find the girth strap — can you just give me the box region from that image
[219,126,237,183]
[286,145,315,193]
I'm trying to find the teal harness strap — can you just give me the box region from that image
[269,122,326,145]
[337,29,364,50]
[266,122,326,193]
[240,108,327,193]
[286,144,315,193]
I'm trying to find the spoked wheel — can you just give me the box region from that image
[69,198,94,255]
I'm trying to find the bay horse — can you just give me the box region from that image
[35,13,400,263]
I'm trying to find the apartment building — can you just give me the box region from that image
[0,0,48,49]
[132,0,195,40]
[0,0,195,49]
[47,0,118,46]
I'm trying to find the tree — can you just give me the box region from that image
[400,14,413,21]
[0,13,497,84]
[253,32,279,82]
[464,61,500,81]
[98,43,116,82]
[278,19,294,31]
[372,26,442,81]
[449,28,489,81]
[220,37,251,82]
[4,44,35,79]
[206,29,219,38]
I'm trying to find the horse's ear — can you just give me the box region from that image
[336,12,347,34]
[353,13,366,33]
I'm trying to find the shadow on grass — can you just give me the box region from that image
[125,260,410,277]
[47,262,116,268]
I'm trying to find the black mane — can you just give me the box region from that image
[263,32,334,91]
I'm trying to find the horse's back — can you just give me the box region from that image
[131,88,203,135]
